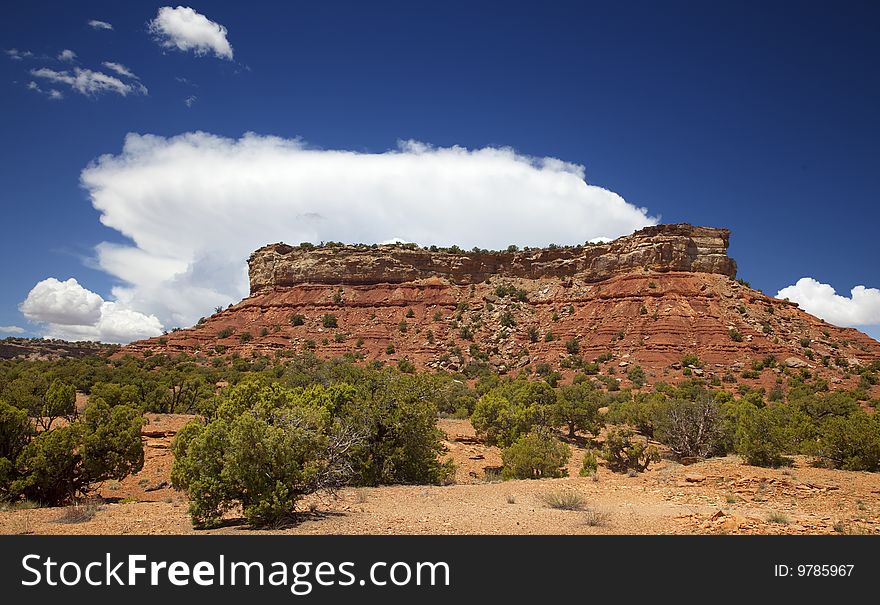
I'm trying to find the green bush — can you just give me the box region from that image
[553,383,604,438]
[579,449,598,476]
[172,377,453,527]
[601,427,660,473]
[501,431,570,480]
[727,401,810,467]
[681,354,702,368]
[322,314,338,328]
[471,393,539,448]
[808,412,880,471]
[627,365,646,388]
[290,314,305,326]
[10,400,144,506]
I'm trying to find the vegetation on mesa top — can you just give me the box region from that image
[279,239,608,256]
[1,350,879,527]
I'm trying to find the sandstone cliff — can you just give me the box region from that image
[121,224,880,397]
[248,224,737,292]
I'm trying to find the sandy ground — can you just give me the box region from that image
[2,417,879,536]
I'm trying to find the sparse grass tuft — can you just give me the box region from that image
[766,511,790,525]
[506,494,516,504]
[0,499,40,513]
[583,509,609,527]
[55,502,101,524]
[543,490,585,511]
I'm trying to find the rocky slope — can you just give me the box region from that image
[121,224,880,393]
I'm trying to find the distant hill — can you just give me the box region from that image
[0,337,116,360]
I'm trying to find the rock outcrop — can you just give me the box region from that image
[248,224,736,292]
[121,224,880,397]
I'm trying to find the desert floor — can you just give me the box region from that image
[1,415,878,535]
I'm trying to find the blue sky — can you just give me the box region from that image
[2,1,879,342]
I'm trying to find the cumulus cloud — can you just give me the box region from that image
[88,19,114,30]
[777,278,880,330]
[66,132,657,339]
[30,67,147,97]
[58,49,77,62]
[5,48,34,60]
[148,6,233,59]
[102,61,139,79]
[0,325,26,335]
[20,278,162,343]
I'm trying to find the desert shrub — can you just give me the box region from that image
[579,449,598,476]
[654,398,725,458]
[471,380,556,447]
[471,393,539,448]
[501,431,570,480]
[527,326,539,343]
[290,314,305,326]
[565,338,580,355]
[605,392,668,437]
[405,308,415,318]
[0,400,32,498]
[681,354,702,368]
[601,427,660,473]
[4,376,75,432]
[172,405,342,527]
[791,391,859,422]
[322,314,338,328]
[10,400,144,506]
[729,328,743,342]
[627,365,646,388]
[217,327,234,338]
[542,490,584,510]
[239,331,252,343]
[341,374,454,487]
[553,383,604,438]
[727,401,810,467]
[807,412,880,471]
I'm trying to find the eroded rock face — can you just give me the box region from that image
[248,224,737,293]
[121,223,880,397]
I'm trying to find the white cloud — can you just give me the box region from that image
[88,19,114,30]
[58,49,77,62]
[30,67,147,97]
[184,94,197,107]
[20,278,162,343]
[777,278,880,330]
[21,278,104,325]
[102,61,139,79]
[25,80,64,100]
[0,325,26,335]
[5,48,34,60]
[148,6,233,60]
[67,132,657,337]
